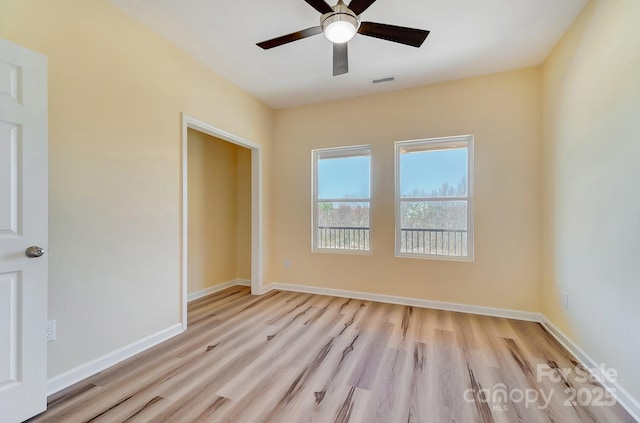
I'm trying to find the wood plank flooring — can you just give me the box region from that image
[27,287,635,422]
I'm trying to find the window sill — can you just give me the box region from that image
[395,252,474,262]
[312,248,373,256]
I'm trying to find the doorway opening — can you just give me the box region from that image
[181,114,263,329]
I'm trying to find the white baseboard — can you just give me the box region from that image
[541,317,640,422]
[47,323,183,396]
[261,283,542,322]
[187,279,251,302]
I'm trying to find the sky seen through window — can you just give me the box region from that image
[317,148,467,199]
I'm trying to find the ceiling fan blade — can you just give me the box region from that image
[348,0,378,15]
[333,43,348,76]
[303,0,333,14]
[358,22,430,47]
[257,26,323,50]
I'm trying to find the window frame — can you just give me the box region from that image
[312,145,372,254]
[394,135,474,261]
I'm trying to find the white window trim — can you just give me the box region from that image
[394,135,474,261]
[312,145,372,254]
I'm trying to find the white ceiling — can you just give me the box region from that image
[110,0,587,109]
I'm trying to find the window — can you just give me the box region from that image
[395,136,474,260]
[312,145,371,253]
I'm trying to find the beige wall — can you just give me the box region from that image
[272,68,542,312]
[0,0,273,378]
[542,0,640,401]
[187,130,251,294]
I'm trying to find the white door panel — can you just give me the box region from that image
[0,122,19,235]
[0,59,21,103]
[0,38,48,423]
[0,271,19,385]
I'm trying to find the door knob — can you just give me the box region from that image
[25,246,45,258]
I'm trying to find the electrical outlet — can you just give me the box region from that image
[284,258,291,269]
[562,293,569,310]
[47,320,56,342]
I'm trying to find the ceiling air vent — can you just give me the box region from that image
[372,76,395,84]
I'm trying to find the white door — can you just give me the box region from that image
[0,38,48,423]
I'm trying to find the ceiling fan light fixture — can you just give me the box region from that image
[324,18,358,43]
[321,2,359,44]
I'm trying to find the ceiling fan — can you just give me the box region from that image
[256,0,430,76]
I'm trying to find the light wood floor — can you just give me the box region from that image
[28,286,635,423]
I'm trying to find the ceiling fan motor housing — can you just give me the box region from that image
[321,1,360,43]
